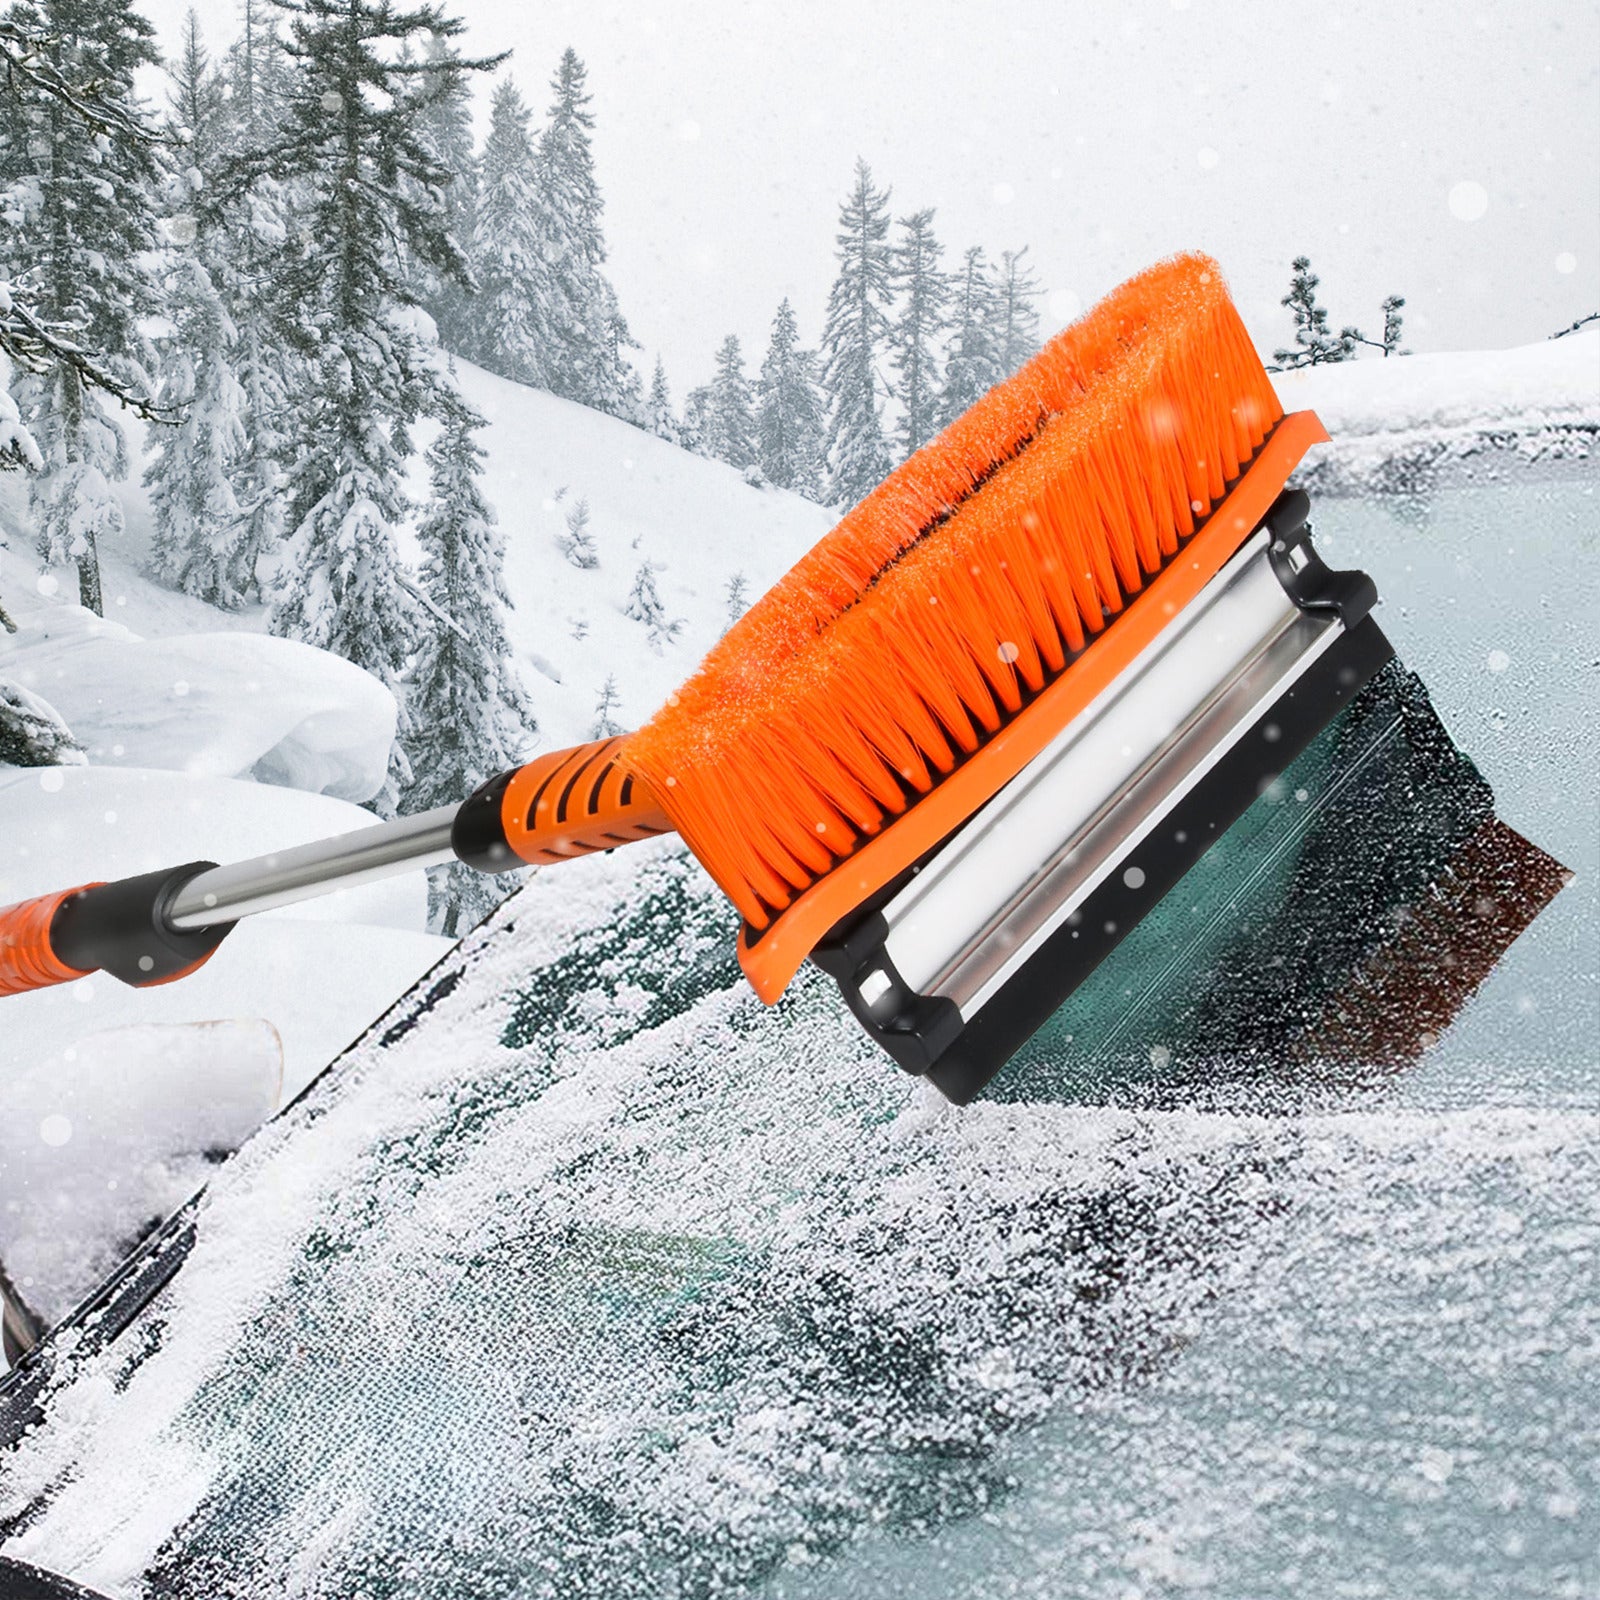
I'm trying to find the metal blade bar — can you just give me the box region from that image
[875,531,1340,1007]
[945,608,1342,1018]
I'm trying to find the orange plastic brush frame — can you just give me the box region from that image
[734,409,1328,1000]
[624,253,1287,932]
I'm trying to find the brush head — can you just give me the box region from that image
[623,253,1283,931]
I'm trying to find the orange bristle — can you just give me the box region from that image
[623,253,1282,929]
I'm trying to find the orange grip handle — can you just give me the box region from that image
[499,736,673,865]
[0,884,99,997]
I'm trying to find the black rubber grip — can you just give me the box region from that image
[450,768,519,873]
[50,862,234,988]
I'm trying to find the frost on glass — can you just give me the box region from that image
[0,480,1594,1600]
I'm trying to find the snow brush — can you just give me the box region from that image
[3,254,1405,1100]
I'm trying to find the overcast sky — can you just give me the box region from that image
[142,0,1598,393]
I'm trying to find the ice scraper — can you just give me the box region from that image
[0,255,1567,1100]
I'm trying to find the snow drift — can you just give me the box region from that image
[0,606,397,802]
[0,761,450,1099]
[0,1019,282,1328]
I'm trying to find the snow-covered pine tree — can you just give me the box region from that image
[888,208,949,459]
[216,0,295,592]
[559,496,597,568]
[0,678,84,767]
[534,49,639,416]
[144,256,252,604]
[221,297,290,596]
[756,297,824,497]
[681,383,713,457]
[939,245,1001,427]
[988,247,1041,378]
[225,0,294,146]
[1347,290,1408,360]
[399,390,533,936]
[590,673,622,738]
[169,10,226,167]
[412,34,480,358]
[600,290,645,424]
[1273,256,1355,368]
[252,0,501,811]
[470,78,549,386]
[144,12,255,609]
[0,0,163,615]
[624,559,683,653]
[1379,294,1406,357]
[0,11,165,667]
[646,357,679,444]
[0,14,161,467]
[705,334,756,469]
[722,569,748,631]
[820,159,894,507]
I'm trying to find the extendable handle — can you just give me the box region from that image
[1,739,676,1000]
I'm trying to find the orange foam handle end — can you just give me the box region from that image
[0,885,100,998]
[498,736,673,866]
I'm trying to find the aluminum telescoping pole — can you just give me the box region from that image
[164,805,461,930]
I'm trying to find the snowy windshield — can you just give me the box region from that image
[0,473,1593,1599]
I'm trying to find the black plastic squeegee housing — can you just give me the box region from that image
[814,490,1391,1102]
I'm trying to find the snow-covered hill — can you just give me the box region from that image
[1,357,835,758]
[445,362,834,748]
